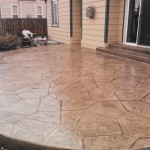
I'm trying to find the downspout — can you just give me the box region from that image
[122,0,126,43]
[70,0,73,37]
[80,0,82,39]
[45,0,48,37]
[104,0,110,43]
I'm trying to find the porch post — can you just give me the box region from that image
[104,0,110,43]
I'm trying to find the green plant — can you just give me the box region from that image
[0,34,17,51]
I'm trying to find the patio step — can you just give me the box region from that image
[96,47,150,64]
[109,43,150,55]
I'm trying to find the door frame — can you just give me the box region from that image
[123,0,148,47]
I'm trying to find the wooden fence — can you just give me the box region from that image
[0,18,47,37]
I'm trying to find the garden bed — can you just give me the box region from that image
[0,147,7,150]
[0,34,17,51]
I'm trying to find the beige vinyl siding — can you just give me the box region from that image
[0,0,46,18]
[108,0,124,43]
[46,0,125,49]
[21,0,46,18]
[81,0,106,49]
[47,0,107,49]
[47,0,71,44]
[20,1,36,18]
[1,0,19,18]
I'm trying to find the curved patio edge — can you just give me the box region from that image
[0,134,70,150]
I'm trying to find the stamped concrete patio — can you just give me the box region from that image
[0,44,150,150]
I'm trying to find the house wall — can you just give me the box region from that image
[47,0,81,44]
[46,0,125,49]
[0,0,46,18]
[47,0,71,44]
[108,0,124,44]
[20,1,36,18]
[47,0,107,48]
[81,0,106,49]
[0,0,19,18]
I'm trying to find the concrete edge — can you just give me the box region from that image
[0,134,71,150]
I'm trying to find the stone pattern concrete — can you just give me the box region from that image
[0,44,150,150]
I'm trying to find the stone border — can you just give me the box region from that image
[0,134,70,150]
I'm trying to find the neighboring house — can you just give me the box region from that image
[45,0,150,50]
[0,0,46,18]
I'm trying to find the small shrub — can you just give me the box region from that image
[0,147,7,150]
[0,33,17,51]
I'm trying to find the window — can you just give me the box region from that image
[51,0,59,26]
[37,6,43,18]
[12,5,18,18]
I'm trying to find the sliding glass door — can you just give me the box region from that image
[138,0,150,46]
[124,0,150,47]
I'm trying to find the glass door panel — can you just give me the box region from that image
[126,0,141,44]
[138,0,150,46]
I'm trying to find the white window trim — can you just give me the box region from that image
[11,4,19,18]
[0,0,2,18]
[0,7,2,18]
[51,0,59,27]
[36,5,43,18]
[19,2,22,18]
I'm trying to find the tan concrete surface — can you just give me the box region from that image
[0,44,150,150]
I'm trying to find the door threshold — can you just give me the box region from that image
[124,43,150,49]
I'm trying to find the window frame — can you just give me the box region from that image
[11,4,19,18]
[37,5,43,18]
[0,7,2,18]
[51,0,59,27]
